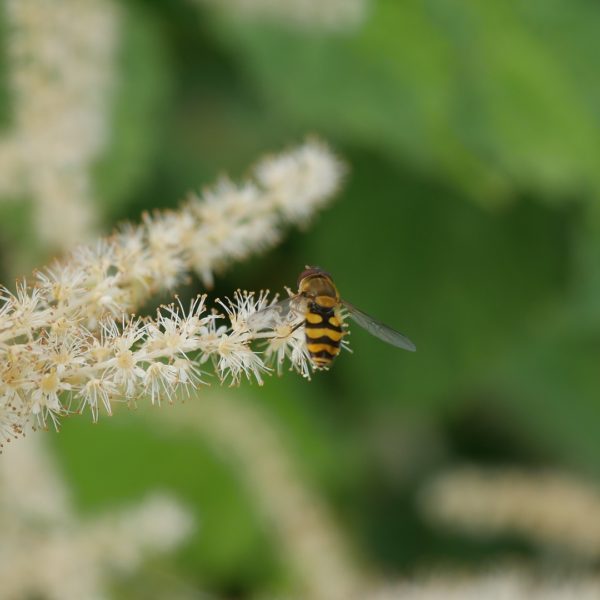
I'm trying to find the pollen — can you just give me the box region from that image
[116,350,136,370]
[40,371,60,395]
[274,323,295,337]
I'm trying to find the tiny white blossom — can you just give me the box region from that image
[265,324,312,379]
[172,356,203,389]
[196,313,230,359]
[145,296,209,357]
[142,213,190,289]
[6,283,50,335]
[41,333,87,377]
[36,265,88,306]
[216,331,270,386]
[107,337,148,397]
[77,377,116,421]
[255,138,346,223]
[30,370,69,430]
[217,290,272,333]
[143,362,179,406]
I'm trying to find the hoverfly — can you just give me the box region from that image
[248,267,415,369]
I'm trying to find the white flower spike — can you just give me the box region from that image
[0,140,345,444]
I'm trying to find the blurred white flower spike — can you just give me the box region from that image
[197,0,369,31]
[0,0,120,248]
[0,436,194,600]
[420,466,600,559]
[0,140,345,444]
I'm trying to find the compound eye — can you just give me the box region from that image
[297,267,319,288]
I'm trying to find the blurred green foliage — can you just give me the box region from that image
[94,2,173,213]
[3,0,600,596]
[211,0,600,205]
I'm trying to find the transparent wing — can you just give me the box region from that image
[246,295,306,330]
[342,300,416,351]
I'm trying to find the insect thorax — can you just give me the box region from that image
[298,274,339,301]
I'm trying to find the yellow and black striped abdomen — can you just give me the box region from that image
[305,296,344,368]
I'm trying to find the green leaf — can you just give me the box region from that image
[209,0,600,205]
[52,412,280,591]
[93,2,173,219]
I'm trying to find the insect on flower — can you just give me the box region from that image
[249,267,416,369]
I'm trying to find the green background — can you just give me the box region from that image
[2,0,600,597]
